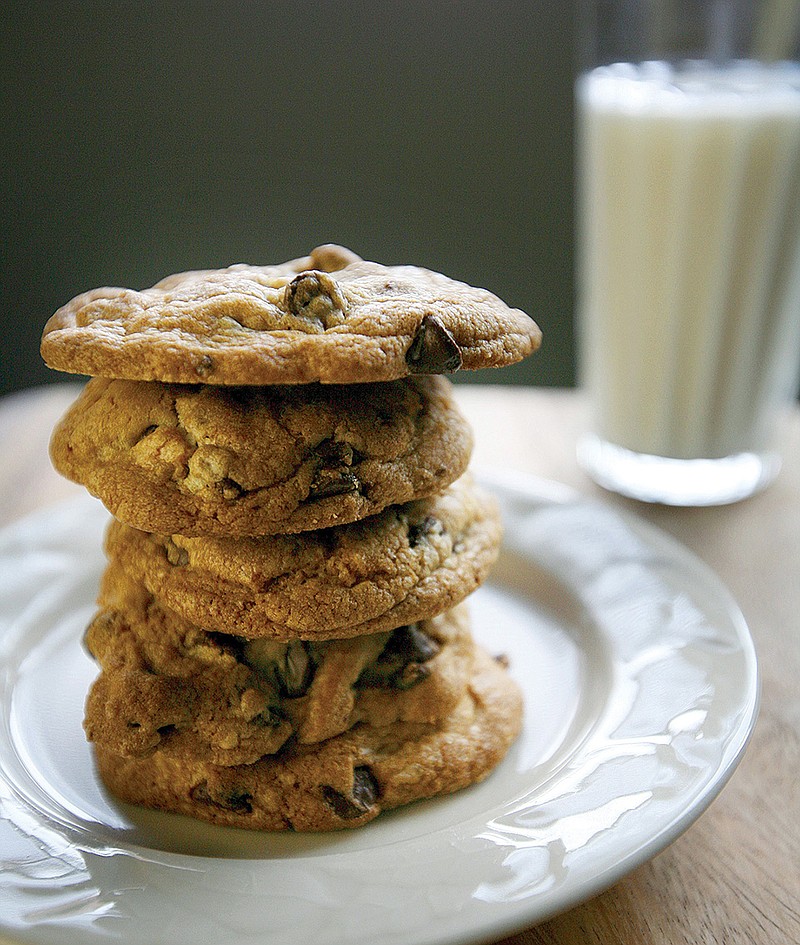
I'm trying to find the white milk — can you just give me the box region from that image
[577,61,800,461]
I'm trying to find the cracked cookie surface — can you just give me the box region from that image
[50,374,472,536]
[105,473,501,640]
[84,563,477,767]
[93,646,522,831]
[41,244,541,384]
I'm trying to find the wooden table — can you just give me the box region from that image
[1,382,798,945]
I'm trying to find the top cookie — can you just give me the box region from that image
[40,244,541,385]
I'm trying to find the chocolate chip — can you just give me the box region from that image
[190,781,213,804]
[315,439,355,467]
[405,314,462,374]
[164,538,189,567]
[352,766,379,807]
[220,477,243,499]
[251,707,284,727]
[309,470,360,500]
[243,639,314,697]
[286,272,324,311]
[223,789,253,814]
[190,780,253,814]
[307,438,363,500]
[206,630,245,661]
[394,662,432,690]
[356,624,439,690]
[321,766,379,820]
[388,624,440,664]
[195,354,215,377]
[284,271,346,328]
[407,515,440,547]
[281,641,313,697]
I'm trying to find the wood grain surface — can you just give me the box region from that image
[1,382,797,945]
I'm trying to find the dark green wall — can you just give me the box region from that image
[2,1,576,396]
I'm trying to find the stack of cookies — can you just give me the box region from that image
[41,244,541,831]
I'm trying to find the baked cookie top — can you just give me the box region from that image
[84,561,475,767]
[94,645,522,831]
[105,473,502,640]
[41,244,541,384]
[50,374,472,536]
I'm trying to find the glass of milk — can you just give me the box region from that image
[576,0,800,504]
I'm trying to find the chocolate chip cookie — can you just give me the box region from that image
[93,646,522,831]
[84,562,477,766]
[41,244,541,385]
[50,374,472,536]
[104,473,501,640]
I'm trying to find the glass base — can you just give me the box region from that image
[577,435,781,506]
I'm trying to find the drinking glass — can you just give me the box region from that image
[576,0,800,504]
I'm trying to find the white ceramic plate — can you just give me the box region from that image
[0,470,758,945]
